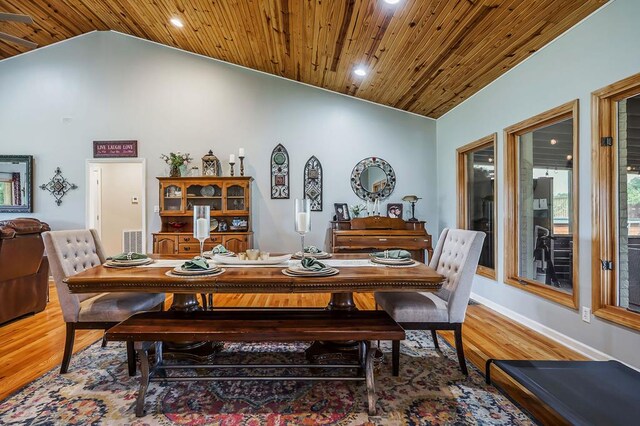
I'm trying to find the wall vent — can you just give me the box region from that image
[123,230,143,253]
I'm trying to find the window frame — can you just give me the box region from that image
[592,72,640,331]
[504,99,580,309]
[456,133,498,279]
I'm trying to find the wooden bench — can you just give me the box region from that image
[106,309,405,417]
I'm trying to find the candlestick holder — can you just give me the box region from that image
[229,161,236,177]
[239,156,245,176]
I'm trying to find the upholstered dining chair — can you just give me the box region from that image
[43,229,165,375]
[375,228,485,376]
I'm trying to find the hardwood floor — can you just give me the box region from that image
[0,283,585,423]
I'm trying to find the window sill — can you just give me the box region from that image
[476,266,496,280]
[594,306,640,332]
[505,277,578,309]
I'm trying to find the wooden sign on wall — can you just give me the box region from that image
[93,140,138,158]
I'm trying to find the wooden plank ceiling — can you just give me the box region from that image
[0,0,607,118]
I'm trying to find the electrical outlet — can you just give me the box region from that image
[582,307,591,323]
[153,205,160,213]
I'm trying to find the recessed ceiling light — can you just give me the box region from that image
[550,138,557,145]
[170,18,184,28]
[384,0,401,4]
[353,67,367,77]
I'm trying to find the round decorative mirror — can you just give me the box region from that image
[350,157,396,201]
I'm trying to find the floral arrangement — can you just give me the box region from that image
[161,151,193,177]
[161,151,193,168]
[350,203,366,218]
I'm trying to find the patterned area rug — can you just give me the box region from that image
[0,331,533,425]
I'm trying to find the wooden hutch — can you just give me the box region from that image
[152,176,253,255]
[329,216,433,263]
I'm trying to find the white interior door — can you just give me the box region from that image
[86,160,146,255]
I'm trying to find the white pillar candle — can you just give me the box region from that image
[195,218,209,240]
[239,148,245,157]
[296,212,310,233]
[229,154,235,163]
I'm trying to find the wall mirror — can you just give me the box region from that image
[0,155,33,213]
[351,157,396,201]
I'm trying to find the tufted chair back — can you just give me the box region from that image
[43,229,106,322]
[429,228,485,323]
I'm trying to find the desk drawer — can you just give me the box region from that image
[178,235,222,244]
[335,236,429,250]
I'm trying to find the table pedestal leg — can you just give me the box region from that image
[165,293,223,361]
[305,292,360,361]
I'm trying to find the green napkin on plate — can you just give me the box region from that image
[182,257,210,270]
[371,249,411,259]
[211,244,228,254]
[304,245,322,254]
[301,257,327,271]
[108,252,148,261]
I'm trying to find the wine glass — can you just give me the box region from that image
[294,199,311,261]
[193,205,211,258]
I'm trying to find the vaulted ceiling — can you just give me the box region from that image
[0,0,607,118]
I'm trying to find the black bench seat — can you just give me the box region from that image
[107,309,405,417]
[486,359,640,426]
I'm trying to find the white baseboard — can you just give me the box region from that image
[470,292,615,362]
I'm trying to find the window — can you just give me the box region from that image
[593,73,640,330]
[457,134,497,279]
[0,180,10,206]
[504,100,579,309]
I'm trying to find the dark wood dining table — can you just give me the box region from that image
[65,254,444,360]
[65,253,444,311]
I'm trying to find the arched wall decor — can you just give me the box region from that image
[303,156,323,211]
[271,143,290,199]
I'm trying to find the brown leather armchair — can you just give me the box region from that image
[0,218,51,325]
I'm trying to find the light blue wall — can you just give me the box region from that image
[0,31,437,252]
[436,0,640,367]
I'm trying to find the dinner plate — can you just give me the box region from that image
[282,266,339,277]
[165,268,224,278]
[213,254,291,265]
[104,259,153,268]
[109,257,151,264]
[370,257,415,266]
[200,185,216,197]
[172,265,221,276]
[291,252,332,260]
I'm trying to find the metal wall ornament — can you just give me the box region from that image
[271,143,290,199]
[303,155,323,211]
[40,167,78,206]
[350,157,396,201]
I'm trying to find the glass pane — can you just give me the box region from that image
[617,93,640,312]
[227,185,245,211]
[186,184,222,211]
[517,117,574,293]
[163,185,182,211]
[465,145,495,269]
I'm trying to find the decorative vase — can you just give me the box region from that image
[169,164,181,177]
